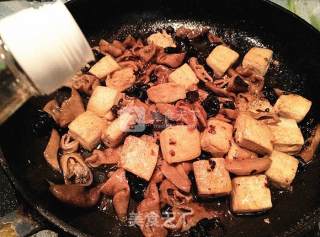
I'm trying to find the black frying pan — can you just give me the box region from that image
[1,0,320,236]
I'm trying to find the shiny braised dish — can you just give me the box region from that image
[35,26,320,237]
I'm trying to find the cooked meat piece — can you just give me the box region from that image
[72,74,100,95]
[168,63,199,90]
[68,111,106,151]
[242,47,273,76]
[135,44,157,62]
[225,157,272,176]
[116,50,137,62]
[265,150,299,189]
[200,118,233,156]
[227,75,249,93]
[139,64,157,83]
[120,135,159,181]
[207,32,224,45]
[205,82,236,99]
[60,133,79,154]
[234,113,273,155]
[193,101,207,128]
[160,160,191,193]
[60,153,93,186]
[147,83,186,103]
[163,202,218,232]
[299,124,320,162]
[159,179,192,207]
[87,86,121,117]
[268,118,304,155]
[89,55,120,79]
[156,102,198,128]
[85,147,121,167]
[100,169,130,219]
[153,65,172,84]
[44,129,61,172]
[99,39,123,57]
[231,175,272,214]
[123,34,137,48]
[273,94,312,122]
[188,57,213,83]
[156,51,186,68]
[118,60,142,72]
[112,40,126,51]
[106,67,136,92]
[176,27,209,39]
[160,125,201,164]
[49,88,85,127]
[137,182,168,237]
[193,158,232,197]
[206,45,239,78]
[147,31,176,48]
[49,184,101,208]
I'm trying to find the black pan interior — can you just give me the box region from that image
[1,0,320,236]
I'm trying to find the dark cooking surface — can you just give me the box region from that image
[1,0,320,236]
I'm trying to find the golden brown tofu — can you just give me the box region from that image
[206,45,239,77]
[168,63,199,90]
[160,125,201,164]
[234,113,273,155]
[120,135,159,181]
[242,47,273,76]
[231,175,272,214]
[200,118,233,156]
[247,98,273,114]
[265,150,299,189]
[87,86,120,117]
[147,31,176,48]
[68,111,105,151]
[193,158,232,197]
[147,83,186,103]
[273,94,312,122]
[268,118,304,154]
[106,67,136,92]
[89,54,120,79]
[226,140,258,161]
[101,112,137,147]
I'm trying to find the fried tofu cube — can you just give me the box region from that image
[102,112,137,147]
[206,45,239,78]
[106,67,136,92]
[147,31,176,48]
[89,55,120,79]
[193,158,232,197]
[242,47,273,76]
[160,125,201,164]
[265,150,299,189]
[200,118,233,156]
[168,63,199,90]
[120,135,159,181]
[147,83,186,103]
[231,175,272,214]
[87,86,120,117]
[248,98,273,114]
[68,111,105,150]
[234,113,273,155]
[273,94,312,122]
[268,118,304,154]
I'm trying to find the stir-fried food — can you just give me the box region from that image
[38,26,319,237]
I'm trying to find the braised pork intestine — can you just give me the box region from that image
[42,26,319,237]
